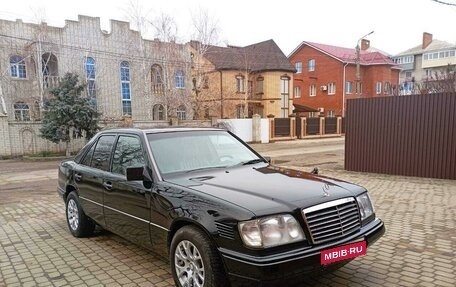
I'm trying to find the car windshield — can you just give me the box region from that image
[147,130,262,176]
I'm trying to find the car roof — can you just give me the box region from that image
[98,127,224,136]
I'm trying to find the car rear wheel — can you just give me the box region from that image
[66,191,95,237]
[170,226,228,287]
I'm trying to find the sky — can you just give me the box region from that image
[0,0,455,56]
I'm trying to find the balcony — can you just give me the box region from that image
[43,76,61,89]
[152,83,164,95]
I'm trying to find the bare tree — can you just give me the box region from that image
[151,13,178,43]
[237,47,252,118]
[123,0,154,120]
[149,12,192,120]
[189,8,221,119]
[415,65,456,94]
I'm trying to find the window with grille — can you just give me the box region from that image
[10,55,27,79]
[175,70,185,89]
[14,102,30,121]
[120,61,132,115]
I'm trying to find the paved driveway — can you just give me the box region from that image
[0,139,455,286]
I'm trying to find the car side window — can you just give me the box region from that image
[80,142,96,166]
[111,135,145,176]
[90,135,116,171]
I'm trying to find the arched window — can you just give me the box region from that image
[120,61,132,115]
[175,70,185,89]
[177,105,186,120]
[14,102,30,121]
[10,55,27,79]
[42,53,59,88]
[151,64,163,94]
[153,104,165,120]
[84,57,96,106]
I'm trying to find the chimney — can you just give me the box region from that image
[422,32,433,49]
[361,39,370,51]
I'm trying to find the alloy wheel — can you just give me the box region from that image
[174,240,205,287]
[67,199,79,231]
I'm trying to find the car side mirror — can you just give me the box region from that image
[126,166,145,181]
[263,156,272,163]
[126,166,153,189]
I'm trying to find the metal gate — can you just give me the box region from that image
[325,118,337,134]
[274,118,290,137]
[306,118,320,135]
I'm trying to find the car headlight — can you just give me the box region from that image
[238,214,305,248]
[356,193,375,221]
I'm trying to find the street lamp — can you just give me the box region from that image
[355,30,374,94]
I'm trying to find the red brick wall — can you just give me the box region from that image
[291,45,345,116]
[290,44,400,117]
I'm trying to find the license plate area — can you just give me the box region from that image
[321,241,366,265]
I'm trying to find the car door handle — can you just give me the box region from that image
[74,173,82,181]
[103,181,112,190]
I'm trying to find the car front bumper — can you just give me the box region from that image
[219,218,385,285]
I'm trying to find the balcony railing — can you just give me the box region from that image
[152,83,164,95]
[43,76,61,89]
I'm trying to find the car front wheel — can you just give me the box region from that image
[170,226,228,287]
[66,191,95,237]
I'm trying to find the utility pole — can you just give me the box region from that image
[356,31,374,95]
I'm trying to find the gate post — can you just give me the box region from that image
[268,116,275,140]
[252,114,261,143]
[320,117,325,136]
[302,117,307,138]
[0,115,11,156]
[290,117,296,139]
[337,117,342,135]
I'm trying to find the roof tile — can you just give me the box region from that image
[193,40,295,72]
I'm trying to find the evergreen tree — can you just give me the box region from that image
[40,73,101,156]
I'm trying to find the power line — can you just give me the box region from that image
[431,0,456,6]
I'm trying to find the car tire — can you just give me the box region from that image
[65,191,95,237]
[170,226,229,287]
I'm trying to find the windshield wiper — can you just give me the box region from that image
[185,165,228,173]
[240,159,265,165]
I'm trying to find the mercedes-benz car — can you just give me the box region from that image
[58,128,385,286]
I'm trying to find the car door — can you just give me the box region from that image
[74,134,116,226]
[103,134,152,248]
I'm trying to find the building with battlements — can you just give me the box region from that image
[0,15,192,156]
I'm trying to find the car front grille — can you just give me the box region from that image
[302,197,361,245]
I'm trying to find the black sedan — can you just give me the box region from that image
[58,128,385,286]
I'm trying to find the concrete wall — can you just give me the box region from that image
[217,117,270,143]
[0,115,274,156]
[0,118,214,157]
[0,119,87,157]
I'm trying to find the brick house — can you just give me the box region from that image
[288,40,400,117]
[190,40,295,119]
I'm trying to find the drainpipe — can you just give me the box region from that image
[219,71,224,118]
[342,62,349,117]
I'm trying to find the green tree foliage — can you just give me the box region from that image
[40,73,101,154]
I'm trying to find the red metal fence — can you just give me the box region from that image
[345,93,456,180]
